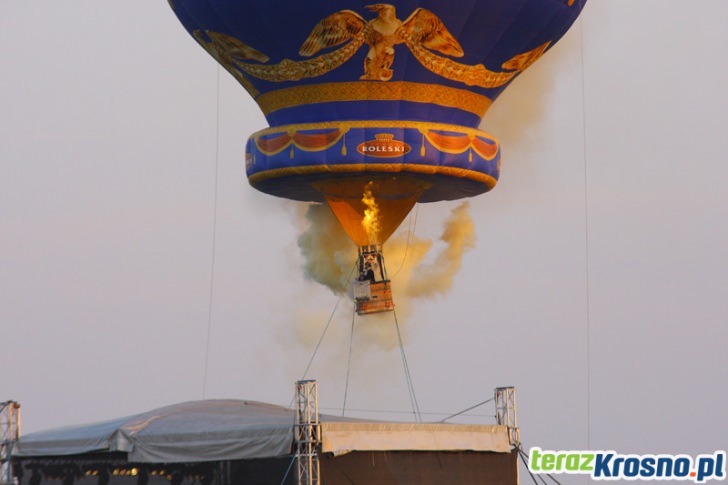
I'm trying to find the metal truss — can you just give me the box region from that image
[295,381,321,485]
[0,401,20,485]
[494,387,520,447]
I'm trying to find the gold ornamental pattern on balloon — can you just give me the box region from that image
[190,4,551,114]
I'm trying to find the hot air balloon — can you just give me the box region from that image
[169,0,587,314]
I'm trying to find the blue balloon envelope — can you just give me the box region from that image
[170,0,587,246]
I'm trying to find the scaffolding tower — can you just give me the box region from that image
[295,381,321,485]
[0,401,20,485]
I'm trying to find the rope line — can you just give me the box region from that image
[390,204,419,278]
[392,308,421,422]
[519,449,546,485]
[518,446,562,485]
[439,397,494,423]
[202,65,221,399]
[288,262,357,409]
[279,454,296,485]
[300,261,358,383]
[342,305,356,416]
[319,406,494,418]
[299,296,341,383]
[578,15,593,452]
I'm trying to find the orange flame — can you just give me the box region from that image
[361,182,381,245]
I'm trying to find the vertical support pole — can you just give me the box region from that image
[0,401,21,485]
[494,387,520,447]
[295,381,320,485]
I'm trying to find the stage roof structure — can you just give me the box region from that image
[13,400,511,463]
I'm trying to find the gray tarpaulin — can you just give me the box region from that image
[13,400,295,462]
[13,400,511,463]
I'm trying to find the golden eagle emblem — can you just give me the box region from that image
[299,4,464,81]
[193,4,550,94]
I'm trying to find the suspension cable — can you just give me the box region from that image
[288,261,358,409]
[202,65,221,399]
[392,308,421,422]
[579,14,593,453]
[439,397,494,423]
[342,305,357,416]
[299,261,358,382]
[390,204,419,278]
[519,448,548,485]
[518,446,562,485]
[279,454,297,485]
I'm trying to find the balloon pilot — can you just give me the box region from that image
[353,244,394,315]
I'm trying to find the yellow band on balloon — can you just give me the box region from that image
[251,120,497,138]
[247,162,498,188]
[255,81,493,118]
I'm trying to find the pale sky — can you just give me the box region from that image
[2,2,727,483]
